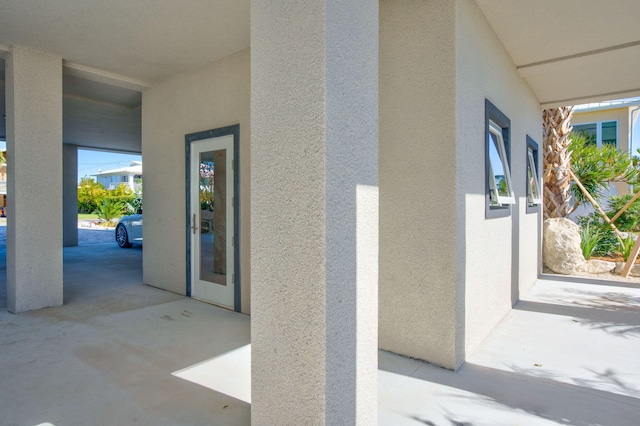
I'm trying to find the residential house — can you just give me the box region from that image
[93,160,142,191]
[1,1,639,423]
[570,99,640,218]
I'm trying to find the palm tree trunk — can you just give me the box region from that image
[542,107,574,219]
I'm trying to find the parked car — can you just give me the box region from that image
[116,214,143,248]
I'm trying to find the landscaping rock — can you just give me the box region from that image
[614,262,640,277]
[577,259,616,274]
[543,218,586,275]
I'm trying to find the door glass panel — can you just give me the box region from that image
[199,149,227,286]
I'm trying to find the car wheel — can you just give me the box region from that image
[116,224,133,248]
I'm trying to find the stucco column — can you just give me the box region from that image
[251,1,379,424]
[63,144,78,247]
[5,46,63,313]
[378,0,463,370]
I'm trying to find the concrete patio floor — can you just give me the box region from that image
[0,237,639,425]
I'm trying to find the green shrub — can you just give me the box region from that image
[576,213,618,256]
[580,224,601,260]
[617,235,636,261]
[569,133,639,211]
[78,177,107,214]
[607,194,640,232]
[95,198,125,226]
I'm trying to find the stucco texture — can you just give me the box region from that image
[251,1,378,424]
[141,49,251,313]
[380,0,543,369]
[379,0,460,370]
[6,46,63,313]
[455,0,541,356]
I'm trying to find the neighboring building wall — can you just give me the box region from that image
[571,107,632,198]
[571,107,630,153]
[96,172,139,191]
[456,0,541,356]
[142,49,251,313]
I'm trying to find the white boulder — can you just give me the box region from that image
[543,218,586,275]
[577,259,616,274]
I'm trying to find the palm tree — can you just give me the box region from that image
[542,106,574,219]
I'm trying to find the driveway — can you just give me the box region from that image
[0,222,116,246]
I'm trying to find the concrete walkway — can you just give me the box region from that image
[0,238,639,424]
[0,242,251,425]
[379,279,640,425]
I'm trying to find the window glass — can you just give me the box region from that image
[573,123,597,145]
[526,147,541,205]
[602,121,617,146]
[485,99,513,218]
[572,121,617,148]
[488,122,515,206]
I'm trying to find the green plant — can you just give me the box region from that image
[94,198,125,226]
[606,194,640,232]
[568,133,639,214]
[576,213,618,257]
[77,177,107,214]
[579,223,601,260]
[617,235,636,261]
[124,185,143,215]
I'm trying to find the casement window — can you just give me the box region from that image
[526,136,541,213]
[486,99,514,218]
[573,121,617,147]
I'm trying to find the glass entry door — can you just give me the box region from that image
[189,134,235,309]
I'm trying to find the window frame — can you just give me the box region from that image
[485,99,514,219]
[526,136,541,213]
[572,120,618,148]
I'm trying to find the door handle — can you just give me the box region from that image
[191,213,198,234]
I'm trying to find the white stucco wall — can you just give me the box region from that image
[379,0,461,369]
[455,0,541,356]
[380,0,542,369]
[141,49,251,313]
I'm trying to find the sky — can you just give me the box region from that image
[0,142,141,183]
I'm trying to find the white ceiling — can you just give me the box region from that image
[476,0,640,107]
[0,0,250,86]
[0,1,250,151]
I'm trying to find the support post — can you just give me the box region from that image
[251,1,379,424]
[63,144,78,247]
[6,46,63,313]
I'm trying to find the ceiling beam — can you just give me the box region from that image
[63,61,152,93]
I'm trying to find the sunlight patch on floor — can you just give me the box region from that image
[172,344,251,403]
